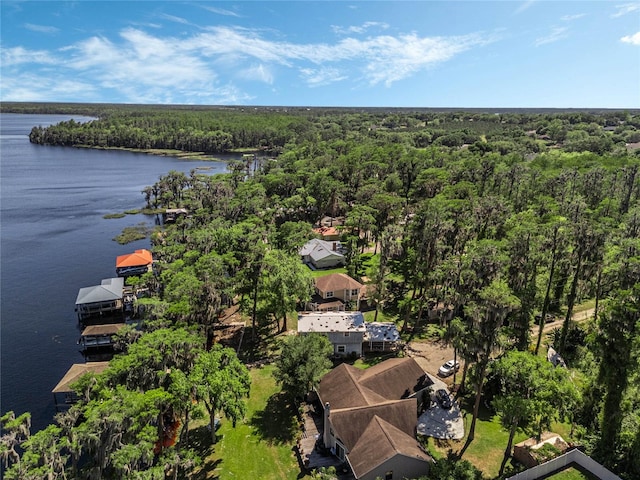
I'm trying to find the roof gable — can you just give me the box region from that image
[75,277,124,305]
[330,399,418,451]
[359,357,432,400]
[52,362,110,393]
[318,363,387,410]
[315,273,363,293]
[348,415,431,479]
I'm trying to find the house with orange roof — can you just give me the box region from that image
[313,226,340,241]
[115,249,153,277]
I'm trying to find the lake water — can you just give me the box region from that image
[0,113,229,432]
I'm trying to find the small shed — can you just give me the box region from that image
[52,362,110,410]
[115,249,153,277]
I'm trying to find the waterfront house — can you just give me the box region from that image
[311,273,364,311]
[75,277,124,323]
[298,311,366,357]
[115,249,153,277]
[52,362,110,411]
[299,239,345,269]
[316,357,433,480]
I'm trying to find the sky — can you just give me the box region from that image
[1,1,639,108]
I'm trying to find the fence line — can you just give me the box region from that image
[506,449,621,480]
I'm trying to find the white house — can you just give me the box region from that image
[297,311,366,357]
[299,239,345,269]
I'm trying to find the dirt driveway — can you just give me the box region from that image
[405,340,462,385]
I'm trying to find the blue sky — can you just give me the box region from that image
[1,1,639,108]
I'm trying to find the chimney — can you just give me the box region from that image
[323,402,332,448]
[332,242,337,251]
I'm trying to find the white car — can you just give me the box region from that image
[438,360,460,377]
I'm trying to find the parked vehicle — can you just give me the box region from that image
[435,389,452,409]
[438,359,460,377]
[534,313,556,324]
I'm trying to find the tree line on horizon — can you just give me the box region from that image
[1,106,639,479]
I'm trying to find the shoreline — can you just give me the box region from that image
[62,144,258,161]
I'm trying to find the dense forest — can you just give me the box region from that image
[1,105,639,480]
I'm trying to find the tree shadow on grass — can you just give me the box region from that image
[457,396,494,422]
[187,425,223,480]
[249,391,299,445]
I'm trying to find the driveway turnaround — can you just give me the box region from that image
[416,398,465,440]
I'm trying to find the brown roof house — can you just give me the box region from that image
[311,273,364,311]
[52,362,110,411]
[317,357,433,480]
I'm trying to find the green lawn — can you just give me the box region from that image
[546,466,598,480]
[309,266,347,278]
[428,399,574,479]
[195,365,303,479]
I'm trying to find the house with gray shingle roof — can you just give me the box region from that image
[299,239,345,269]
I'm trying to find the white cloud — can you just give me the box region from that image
[300,67,347,87]
[332,21,389,35]
[238,64,274,84]
[535,26,569,46]
[621,31,640,45]
[158,13,190,25]
[611,3,640,18]
[561,14,586,21]
[2,24,496,103]
[201,5,241,17]
[1,46,58,66]
[0,73,97,102]
[24,23,59,34]
[514,1,536,15]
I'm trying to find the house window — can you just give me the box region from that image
[325,291,334,299]
[337,345,346,354]
[335,442,345,460]
[351,289,359,296]
[385,471,393,480]
[344,332,350,337]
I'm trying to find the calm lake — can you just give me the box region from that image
[0,113,229,432]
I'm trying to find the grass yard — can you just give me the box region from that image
[194,365,303,480]
[546,466,599,480]
[309,266,347,278]
[428,399,574,479]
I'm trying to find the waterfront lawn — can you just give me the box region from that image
[196,365,302,480]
